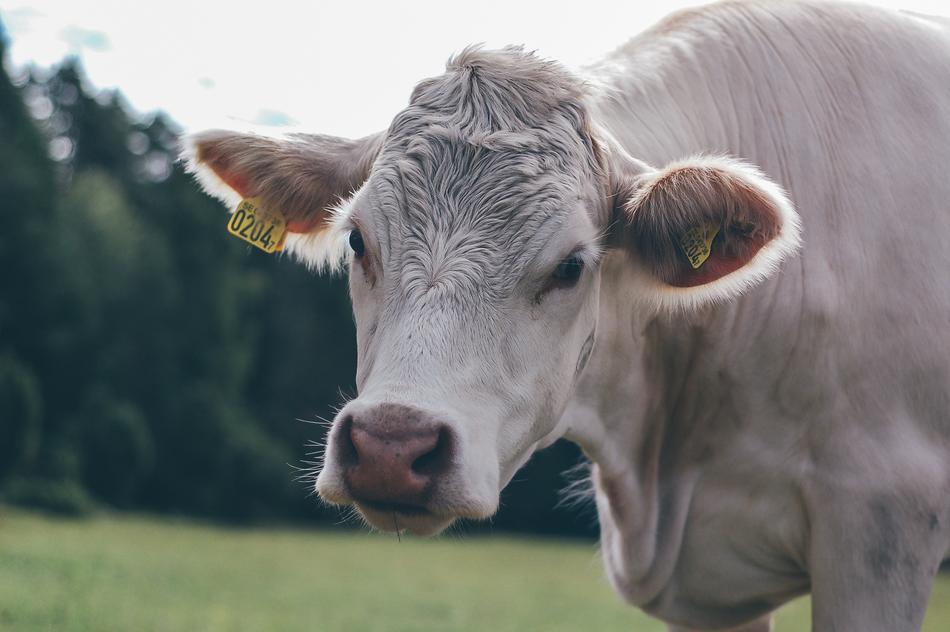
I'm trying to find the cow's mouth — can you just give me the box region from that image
[354,500,456,536]
[361,500,432,517]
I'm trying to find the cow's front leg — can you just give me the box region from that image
[668,614,772,632]
[808,492,945,632]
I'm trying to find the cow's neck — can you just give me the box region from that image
[564,249,775,606]
[563,22,800,606]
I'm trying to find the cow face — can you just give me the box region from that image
[184,48,799,535]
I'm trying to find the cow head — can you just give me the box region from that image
[183,47,799,535]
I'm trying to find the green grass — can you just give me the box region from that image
[0,508,948,631]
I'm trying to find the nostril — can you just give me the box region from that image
[336,415,358,467]
[410,426,453,476]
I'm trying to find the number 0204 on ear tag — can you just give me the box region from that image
[679,221,720,270]
[227,198,287,253]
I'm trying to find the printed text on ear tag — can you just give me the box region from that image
[227,198,287,254]
[679,221,720,269]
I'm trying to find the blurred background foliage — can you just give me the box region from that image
[0,22,593,536]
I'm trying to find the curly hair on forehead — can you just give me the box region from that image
[388,45,600,164]
[376,46,606,225]
[408,45,590,132]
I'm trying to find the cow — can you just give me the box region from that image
[182,1,950,630]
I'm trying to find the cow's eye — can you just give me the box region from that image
[348,229,365,257]
[551,254,584,288]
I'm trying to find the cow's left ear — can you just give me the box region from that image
[620,156,801,310]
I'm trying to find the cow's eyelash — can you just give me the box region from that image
[550,245,602,273]
[535,246,599,298]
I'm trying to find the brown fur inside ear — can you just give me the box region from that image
[625,164,781,287]
[193,131,384,233]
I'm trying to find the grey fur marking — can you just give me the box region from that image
[360,46,605,307]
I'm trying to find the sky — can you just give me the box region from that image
[3,0,950,138]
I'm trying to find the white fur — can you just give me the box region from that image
[281,202,351,274]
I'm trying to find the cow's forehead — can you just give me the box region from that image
[371,133,583,233]
[356,150,588,306]
[343,47,606,303]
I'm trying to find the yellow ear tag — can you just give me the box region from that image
[679,221,720,269]
[227,198,287,254]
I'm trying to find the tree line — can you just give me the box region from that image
[0,24,594,536]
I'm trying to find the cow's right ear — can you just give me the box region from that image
[181,129,384,266]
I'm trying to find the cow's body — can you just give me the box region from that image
[186,2,950,630]
[567,2,950,629]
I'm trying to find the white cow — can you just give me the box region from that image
[184,1,950,629]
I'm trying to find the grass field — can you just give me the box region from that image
[1,509,948,631]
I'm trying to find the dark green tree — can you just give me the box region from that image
[0,354,42,481]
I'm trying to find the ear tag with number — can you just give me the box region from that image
[679,221,720,269]
[227,198,287,253]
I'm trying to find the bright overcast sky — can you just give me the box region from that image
[3,0,949,138]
